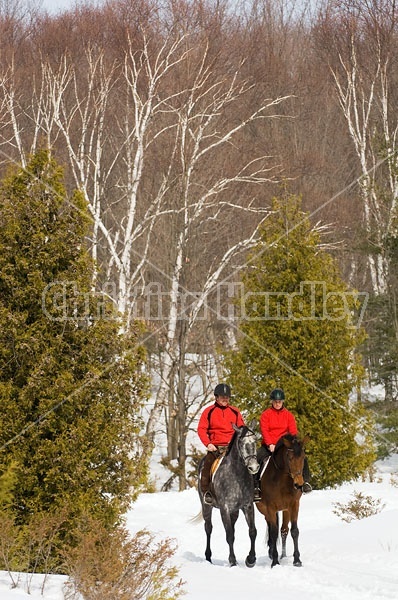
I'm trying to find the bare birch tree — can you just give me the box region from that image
[140,39,291,488]
[315,0,398,401]
[319,0,398,294]
[0,11,291,488]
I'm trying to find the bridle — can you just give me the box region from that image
[273,445,304,485]
[237,429,259,471]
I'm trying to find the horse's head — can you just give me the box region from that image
[278,434,310,489]
[232,424,260,474]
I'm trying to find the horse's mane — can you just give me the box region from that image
[275,433,303,457]
[225,425,249,456]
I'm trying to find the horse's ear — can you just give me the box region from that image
[282,437,293,449]
[302,434,310,446]
[247,418,258,433]
[232,423,239,432]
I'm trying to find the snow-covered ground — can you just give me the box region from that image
[1,454,398,600]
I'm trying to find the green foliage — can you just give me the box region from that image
[0,150,150,564]
[332,491,385,522]
[368,399,398,459]
[225,193,376,488]
[360,225,398,455]
[362,292,398,401]
[0,462,18,510]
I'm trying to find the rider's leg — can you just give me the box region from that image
[302,457,312,493]
[253,445,271,502]
[201,451,216,504]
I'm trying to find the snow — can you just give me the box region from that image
[1,455,398,600]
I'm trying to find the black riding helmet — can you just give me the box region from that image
[214,383,231,397]
[270,388,285,401]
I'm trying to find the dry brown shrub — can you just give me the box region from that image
[63,517,185,600]
[332,491,385,523]
[0,507,66,592]
[0,511,21,588]
[19,509,68,593]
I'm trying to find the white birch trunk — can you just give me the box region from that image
[332,44,388,294]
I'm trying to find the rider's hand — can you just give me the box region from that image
[207,443,217,452]
[269,444,275,453]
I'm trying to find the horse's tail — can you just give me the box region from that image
[188,510,203,524]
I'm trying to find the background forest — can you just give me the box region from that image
[0,0,398,585]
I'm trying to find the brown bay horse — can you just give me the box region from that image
[256,434,309,567]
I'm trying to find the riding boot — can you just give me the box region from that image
[203,491,214,505]
[253,471,261,502]
[302,457,312,493]
[253,445,270,502]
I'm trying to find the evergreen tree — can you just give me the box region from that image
[225,193,375,488]
[358,181,398,457]
[363,293,398,401]
[0,151,149,546]
[362,228,398,400]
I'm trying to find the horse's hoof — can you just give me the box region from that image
[293,560,302,567]
[245,557,256,568]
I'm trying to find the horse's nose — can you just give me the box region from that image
[248,460,260,474]
[293,473,304,487]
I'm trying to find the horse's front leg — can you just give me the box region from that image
[203,505,213,563]
[290,501,302,566]
[267,516,280,568]
[290,518,302,566]
[280,510,289,559]
[242,504,257,568]
[220,509,239,566]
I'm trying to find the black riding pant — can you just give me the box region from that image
[257,444,272,464]
[253,445,271,488]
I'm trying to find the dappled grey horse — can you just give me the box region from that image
[198,424,259,567]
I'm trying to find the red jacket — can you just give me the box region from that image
[260,406,298,446]
[197,402,245,447]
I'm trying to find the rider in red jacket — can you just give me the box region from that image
[259,393,298,450]
[253,388,312,500]
[197,383,245,505]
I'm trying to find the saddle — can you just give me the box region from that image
[259,456,271,479]
[210,446,228,479]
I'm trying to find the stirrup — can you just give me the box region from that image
[302,482,312,494]
[203,491,213,505]
[253,488,261,502]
